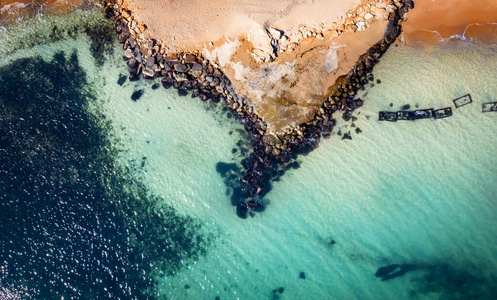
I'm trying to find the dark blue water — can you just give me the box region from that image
[0,47,211,299]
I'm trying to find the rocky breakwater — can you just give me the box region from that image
[100,0,413,218]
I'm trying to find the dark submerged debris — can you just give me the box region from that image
[131,89,144,101]
[117,73,127,85]
[300,272,306,279]
[375,264,416,281]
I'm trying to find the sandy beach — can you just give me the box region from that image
[125,0,362,52]
[122,0,394,132]
[402,0,497,46]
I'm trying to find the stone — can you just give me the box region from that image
[213,69,223,78]
[269,27,283,39]
[200,94,209,101]
[356,21,366,31]
[342,112,352,121]
[127,58,137,69]
[146,56,155,67]
[342,133,352,140]
[161,77,173,89]
[191,89,200,98]
[211,77,220,86]
[145,39,153,49]
[164,53,180,63]
[184,53,196,64]
[365,13,374,20]
[124,48,133,59]
[128,72,138,82]
[142,67,155,78]
[236,202,248,219]
[117,74,127,86]
[177,89,188,97]
[173,72,188,82]
[386,4,397,13]
[191,63,203,78]
[131,89,144,101]
[174,63,188,73]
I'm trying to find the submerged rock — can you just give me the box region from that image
[236,202,248,219]
[131,89,144,101]
[117,74,127,86]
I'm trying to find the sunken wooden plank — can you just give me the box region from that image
[453,94,472,108]
[482,102,497,113]
[379,111,398,122]
[434,107,452,119]
[413,108,434,119]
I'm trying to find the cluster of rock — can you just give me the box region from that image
[253,0,394,62]
[101,0,413,218]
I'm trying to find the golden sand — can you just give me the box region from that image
[402,0,497,46]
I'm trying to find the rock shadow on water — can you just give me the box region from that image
[375,264,416,281]
[374,260,497,299]
[0,51,212,299]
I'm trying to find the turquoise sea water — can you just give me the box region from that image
[1,6,497,300]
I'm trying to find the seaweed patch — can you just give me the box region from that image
[0,51,212,299]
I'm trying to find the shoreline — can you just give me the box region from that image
[401,0,497,47]
[100,0,413,218]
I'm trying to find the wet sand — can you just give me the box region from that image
[402,0,497,46]
[0,0,89,24]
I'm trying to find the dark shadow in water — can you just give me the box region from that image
[375,264,417,281]
[410,263,497,300]
[375,261,497,299]
[0,51,211,299]
[216,155,303,218]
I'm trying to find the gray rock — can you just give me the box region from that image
[146,56,155,67]
[124,48,134,59]
[174,64,188,73]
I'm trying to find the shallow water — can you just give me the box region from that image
[1,5,497,300]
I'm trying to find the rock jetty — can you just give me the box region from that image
[100,0,414,218]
